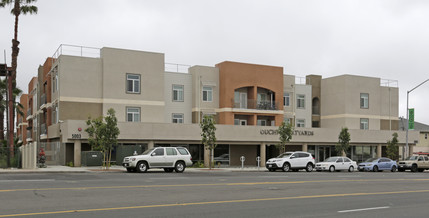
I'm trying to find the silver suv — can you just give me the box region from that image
[266,151,315,172]
[122,147,193,173]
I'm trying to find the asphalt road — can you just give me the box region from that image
[1,170,429,218]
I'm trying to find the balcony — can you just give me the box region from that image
[232,99,279,111]
[40,94,47,109]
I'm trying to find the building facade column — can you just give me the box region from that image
[302,143,308,152]
[148,141,154,149]
[260,143,266,167]
[74,140,81,167]
[409,145,414,157]
[377,144,382,158]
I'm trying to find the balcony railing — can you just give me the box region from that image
[232,99,279,110]
[40,123,47,135]
[40,93,47,107]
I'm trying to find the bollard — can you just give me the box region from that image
[256,156,261,170]
[240,156,245,169]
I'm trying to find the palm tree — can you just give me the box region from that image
[0,78,23,141]
[0,0,38,157]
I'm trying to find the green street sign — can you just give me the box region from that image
[409,108,414,130]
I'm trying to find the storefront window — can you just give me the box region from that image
[214,145,230,167]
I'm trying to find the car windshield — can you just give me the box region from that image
[365,158,378,162]
[142,148,155,155]
[324,157,338,162]
[405,156,419,160]
[277,153,293,158]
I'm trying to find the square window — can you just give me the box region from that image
[360,118,369,130]
[297,119,305,127]
[172,85,184,102]
[126,74,141,93]
[297,94,305,109]
[203,86,213,102]
[257,120,267,126]
[127,107,140,122]
[360,93,369,109]
[172,113,184,123]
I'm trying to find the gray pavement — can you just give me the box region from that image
[0,165,266,173]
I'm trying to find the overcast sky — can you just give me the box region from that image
[1,0,428,124]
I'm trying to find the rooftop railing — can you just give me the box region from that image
[165,63,191,73]
[52,44,101,60]
[380,79,398,87]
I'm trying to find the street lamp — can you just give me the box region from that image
[405,79,429,159]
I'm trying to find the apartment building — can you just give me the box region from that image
[17,45,419,167]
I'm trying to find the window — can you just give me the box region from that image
[203,86,213,102]
[283,93,290,106]
[284,118,292,125]
[425,133,428,139]
[172,84,184,102]
[234,119,240,125]
[360,118,369,130]
[297,94,305,109]
[297,119,305,127]
[177,147,189,155]
[257,120,267,126]
[51,105,58,124]
[172,113,184,123]
[360,93,369,109]
[344,158,351,162]
[425,156,429,161]
[153,148,164,156]
[166,148,177,156]
[127,107,140,122]
[126,74,140,93]
[298,153,310,158]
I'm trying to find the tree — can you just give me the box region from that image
[200,115,216,169]
[277,121,293,154]
[85,109,120,170]
[386,132,399,161]
[1,0,38,162]
[336,127,350,156]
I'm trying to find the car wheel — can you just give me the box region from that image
[282,163,290,172]
[175,161,185,173]
[373,165,378,172]
[391,165,397,172]
[329,165,335,172]
[411,164,418,172]
[164,168,174,173]
[306,163,313,172]
[126,168,135,173]
[348,166,354,172]
[136,161,148,173]
[398,168,405,172]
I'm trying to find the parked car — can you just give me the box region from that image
[315,156,357,172]
[358,157,397,172]
[122,147,193,173]
[266,151,315,172]
[398,155,429,172]
[214,154,230,165]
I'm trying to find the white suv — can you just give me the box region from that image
[266,151,315,172]
[122,147,193,173]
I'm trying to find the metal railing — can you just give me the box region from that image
[232,99,279,110]
[165,63,191,73]
[380,79,398,87]
[52,44,101,60]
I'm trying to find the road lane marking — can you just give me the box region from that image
[338,206,390,213]
[1,178,429,193]
[0,179,55,183]
[0,190,426,217]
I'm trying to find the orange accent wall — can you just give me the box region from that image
[216,61,284,126]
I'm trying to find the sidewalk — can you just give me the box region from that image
[0,165,267,174]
